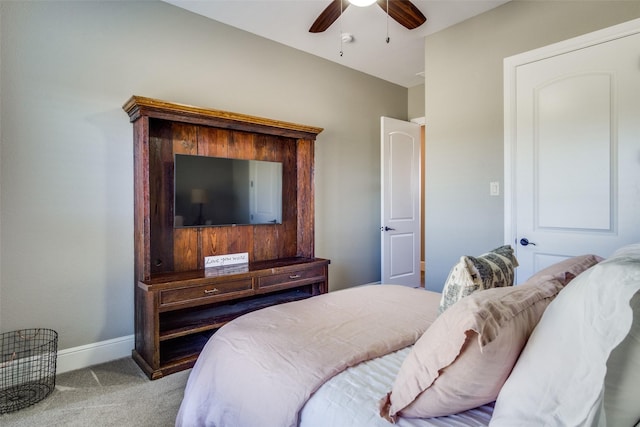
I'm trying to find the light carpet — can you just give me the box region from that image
[0,357,189,427]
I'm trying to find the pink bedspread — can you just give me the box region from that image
[175,285,442,427]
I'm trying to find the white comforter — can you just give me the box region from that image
[175,285,442,427]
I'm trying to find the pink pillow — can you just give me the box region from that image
[525,254,603,286]
[380,278,564,421]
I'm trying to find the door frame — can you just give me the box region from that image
[410,117,426,280]
[503,18,640,252]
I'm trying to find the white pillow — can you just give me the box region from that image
[604,291,640,426]
[490,244,640,427]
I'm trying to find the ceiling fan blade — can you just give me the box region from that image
[376,0,426,30]
[309,0,349,33]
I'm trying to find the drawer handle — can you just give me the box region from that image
[204,288,219,294]
[289,274,301,279]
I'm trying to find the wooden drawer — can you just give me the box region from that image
[257,266,325,290]
[159,279,253,307]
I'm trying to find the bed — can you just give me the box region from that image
[175,244,640,427]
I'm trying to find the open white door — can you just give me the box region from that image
[381,116,421,286]
[505,20,640,283]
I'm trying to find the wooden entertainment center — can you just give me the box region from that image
[123,96,329,379]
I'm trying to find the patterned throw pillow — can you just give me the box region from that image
[439,245,518,313]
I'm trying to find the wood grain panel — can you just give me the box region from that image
[173,228,199,272]
[254,134,283,162]
[253,225,278,261]
[149,120,174,273]
[201,228,226,261]
[198,127,229,157]
[280,139,298,258]
[201,227,254,262]
[133,118,150,281]
[136,285,158,367]
[225,226,253,260]
[172,123,197,155]
[296,139,314,257]
[170,124,198,271]
[229,130,255,160]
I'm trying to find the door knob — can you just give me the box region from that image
[381,226,396,231]
[519,238,537,246]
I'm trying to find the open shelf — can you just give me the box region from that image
[159,332,214,367]
[157,287,315,369]
[159,287,314,341]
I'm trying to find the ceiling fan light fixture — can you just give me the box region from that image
[348,0,377,7]
[310,0,426,33]
[341,33,354,43]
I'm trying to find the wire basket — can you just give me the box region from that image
[0,328,58,414]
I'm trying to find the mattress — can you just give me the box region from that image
[299,346,494,427]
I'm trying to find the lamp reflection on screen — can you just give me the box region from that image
[191,188,208,225]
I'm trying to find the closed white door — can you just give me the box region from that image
[381,116,421,286]
[506,23,640,282]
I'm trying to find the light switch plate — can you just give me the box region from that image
[490,181,500,196]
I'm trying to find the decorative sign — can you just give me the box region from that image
[205,264,249,277]
[204,252,249,269]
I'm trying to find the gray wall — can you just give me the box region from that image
[408,84,425,119]
[0,1,407,349]
[423,0,640,291]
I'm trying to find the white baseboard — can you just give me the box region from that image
[359,281,382,286]
[56,334,134,374]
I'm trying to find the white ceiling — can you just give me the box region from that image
[164,0,510,88]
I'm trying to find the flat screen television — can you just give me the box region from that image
[174,154,283,228]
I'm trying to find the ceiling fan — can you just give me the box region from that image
[309,0,427,33]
